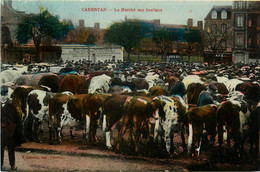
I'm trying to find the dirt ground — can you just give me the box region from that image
[2,124,260,171]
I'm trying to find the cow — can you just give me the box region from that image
[102,94,129,149]
[1,85,13,103]
[48,93,79,144]
[145,72,165,89]
[152,95,183,155]
[82,93,112,143]
[11,86,46,120]
[88,74,111,93]
[235,81,260,104]
[24,89,54,142]
[108,85,132,93]
[14,73,51,87]
[247,103,260,158]
[117,96,157,154]
[148,86,167,97]
[131,78,149,91]
[216,101,241,155]
[182,75,204,89]
[58,74,89,94]
[38,73,65,93]
[1,69,23,85]
[223,78,243,93]
[187,105,218,156]
[186,83,207,107]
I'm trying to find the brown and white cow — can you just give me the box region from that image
[48,93,81,144]
[102,93,129,149]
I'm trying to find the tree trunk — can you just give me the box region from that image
[161,54,164,62]
[35,45,40,63]
[188,55,191,67]
[127,52,130,62]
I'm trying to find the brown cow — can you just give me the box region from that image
[148,85,167,97]
[117,96,157,153]
[58,74,89,94]
[186,83,207,107]
[82,93,112,143]
[217,101,241,155]
[187,105,218,156]
[102,93,129,149]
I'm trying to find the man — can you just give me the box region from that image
[1,101,20,170]
[197,83,219,107]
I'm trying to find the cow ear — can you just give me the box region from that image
[162,101,166,107]
[73,98,80,103]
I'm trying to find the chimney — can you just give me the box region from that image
[197,21,203,30]
[79,19,85,27]
[154,19,160,26]
[187,18,193,29]
[94,23,100,30]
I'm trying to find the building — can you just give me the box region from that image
[233,1,260,64]
[57,44,124,63]
[125,17,203,59]
[204,5,233,63]
[1,0,25,45]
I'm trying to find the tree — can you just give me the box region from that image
[104,20,143,61]
[204,25,233,64]
[152,29,177,61]
[85,33,96,45]
[65,27,94,44]
[183,29,202,63]
[16,8,72,62]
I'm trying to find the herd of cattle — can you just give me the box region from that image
[1,61,260,158]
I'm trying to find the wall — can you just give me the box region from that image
[1,46,61,63]
[59,45,124,63]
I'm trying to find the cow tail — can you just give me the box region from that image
[102,114,107,132]
[25,97,29,122]
[188,123,193,153]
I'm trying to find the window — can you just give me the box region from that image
[257,34,259,46]
[248,38,251,47]
[221,24,227,34]
[221,10,227,19]
[249,20,252,27]
[236,33,244,47]
[237,1,245,9]
[237,15,244,27]
[212,10,217,19]
[211,24,217,34]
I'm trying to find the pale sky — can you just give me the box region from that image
[10,0,233,28]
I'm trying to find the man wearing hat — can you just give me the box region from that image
[197,83,220,107]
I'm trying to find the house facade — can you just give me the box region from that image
[1,0,25,45]
[233,1,260,64]
[204,5,234,63]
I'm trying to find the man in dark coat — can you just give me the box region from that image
[197,83,219,107]
[1,100,22,170]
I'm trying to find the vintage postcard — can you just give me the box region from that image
[1,0,260,171]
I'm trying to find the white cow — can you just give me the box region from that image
[88,74,111,93]
[182,75,204,89]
